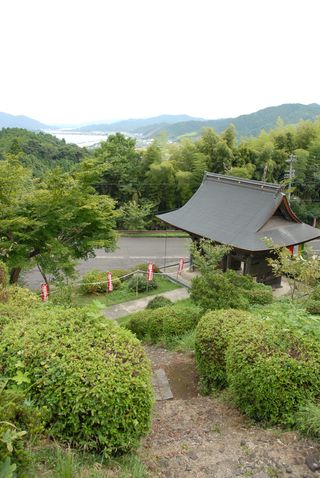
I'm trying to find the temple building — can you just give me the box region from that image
[157,172,320,285]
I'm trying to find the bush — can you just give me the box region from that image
[125,310,150,339]
[127,274,157,293]
[147,304,201,342]
[109,268,130,281]
[306,299,320,315]
[0,286,41,331]
[306,286,320,314]
[146,295,173,310]
[190,272,249,311]
[226,270,254,290]
[296,401,320,439]
[246,283,273,305]
[195,309,253,393]
[0,307,153,455]
[125,303,202,344]
[226,318,320,426]
[0,374,44,476]
[80,269,121,294]
[50,283,77,306]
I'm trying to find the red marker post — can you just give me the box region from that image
[40,283,49,302]
[107,272,113,292]
[147,262,154,281]
[177,257,184,276]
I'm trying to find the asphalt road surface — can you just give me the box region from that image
[22,237,191,290]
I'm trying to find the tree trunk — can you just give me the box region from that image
[10,267,22,284]
[37,264,50,292]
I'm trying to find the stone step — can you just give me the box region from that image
[152,368,173,401]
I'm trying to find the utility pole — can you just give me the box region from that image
[285,153,296,203]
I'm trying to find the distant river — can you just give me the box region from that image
[46,130,109,148]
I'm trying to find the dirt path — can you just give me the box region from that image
[139,345,320,478]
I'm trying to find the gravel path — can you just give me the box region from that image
[139,346,320,478]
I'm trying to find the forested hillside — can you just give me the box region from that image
[135,103,320,140]
[1,118,320,231]
[0,128,87,175]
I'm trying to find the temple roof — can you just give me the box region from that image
[157,172,320,252]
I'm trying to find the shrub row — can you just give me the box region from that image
[195,308,320,426]
[125,303,202,343]
[190,270,273,311]
[0,306,153,456]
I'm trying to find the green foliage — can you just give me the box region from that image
[195,309,254,393]
[190,239,231,275]
[0,371,44,476]
[306,286,320,314]
[50,283,77,307]
[0,261,8,288]
[80,269,121,294]
[266,241,320,299]
[118,200,154,230]
[126,303,202,345]
[146,295,173,310]
[191,272,249,311]
[0,158,117,284]
[226,318,320,425]
[124,311,150,340]
[296,401,320,439]
[127,275,158,293]
[0,307,153,455]
[246,283,273,305]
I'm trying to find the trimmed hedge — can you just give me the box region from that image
[226,318,320,426]
[146,295,173,310]
[190,272,250,311]
[306,286,320,315]
[80,269,121,294]
[246,283,273,305]
[0,286,41,331]
[0,307,153,455]
[195,309,254,393]
[126,303,202,343]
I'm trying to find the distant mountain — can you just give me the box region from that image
[134,103,320,140]
[74,115,204,133]
[0,112,47,130]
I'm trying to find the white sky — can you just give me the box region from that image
[1,0,320,125]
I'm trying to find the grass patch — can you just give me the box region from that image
[31,443,147,477]
[75,274,181,307]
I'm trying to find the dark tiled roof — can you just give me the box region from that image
[157,172,320,251]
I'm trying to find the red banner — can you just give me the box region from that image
[177,257,184,275]
[107,272,113,292]
[40,283,49,302]
[147,262,154,281]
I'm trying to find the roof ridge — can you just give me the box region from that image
[204,172,283,193]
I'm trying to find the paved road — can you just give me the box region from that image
[22,237,191,290]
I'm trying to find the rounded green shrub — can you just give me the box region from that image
[195,309,254,393]
[190,272,249,311]
[125,310,150,339]
[0,286,41,331]
[226,270,254,290]
[146,295,173,310]
[306,299,320,315]
[127,274,157,293]
[306,286,320,314]
[148,304,201,342]
[80,269,121,294]
[0,307,153,455]
[226,319,320,426]
[246,283,273,305]
[109,268,129,281]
